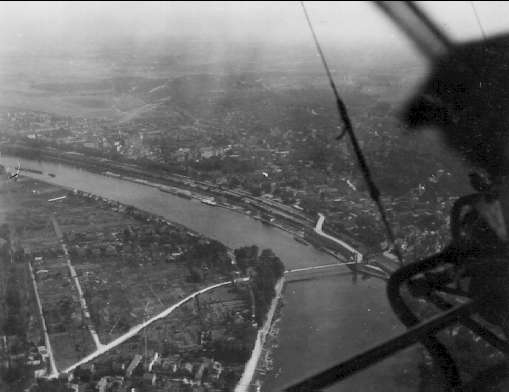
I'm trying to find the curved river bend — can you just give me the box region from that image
[1,156,419,391]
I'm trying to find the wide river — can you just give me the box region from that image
[1,156,420,391]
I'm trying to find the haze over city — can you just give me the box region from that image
[2,2,509,53]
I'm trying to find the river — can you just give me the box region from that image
[0,156,420,391]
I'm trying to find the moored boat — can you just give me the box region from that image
[293,235,310,246]
[201,197,217,206]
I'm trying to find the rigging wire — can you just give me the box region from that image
[373,1,451,60]
[336,127,347,141]
[299,1,403,266]
[403,1,453,50]
[469,1,487,42]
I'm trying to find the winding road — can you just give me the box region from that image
[315,213,363,262]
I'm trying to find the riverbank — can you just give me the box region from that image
[2,144,310,223]
[2,146,399,281]
[235,277,285,392]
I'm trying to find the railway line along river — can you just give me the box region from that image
[0,155,420,391]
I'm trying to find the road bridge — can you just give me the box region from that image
[284,262,358,282]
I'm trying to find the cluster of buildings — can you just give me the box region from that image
[0,73,461,259]
[65,352,227,392]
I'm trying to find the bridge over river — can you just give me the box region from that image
[285,262,357,282]
[284,213,391,282]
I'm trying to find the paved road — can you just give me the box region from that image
[315,213,363,262]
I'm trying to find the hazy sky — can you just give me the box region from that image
[1,1,509,53]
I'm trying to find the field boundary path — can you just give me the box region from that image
[27,260,59,378]
[50,215,103,350]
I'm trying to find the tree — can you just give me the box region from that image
[3,313,23,336]
[187,267,204,283]
[1,365,26,384]
[234,246,258,272]
[234,247,285,325]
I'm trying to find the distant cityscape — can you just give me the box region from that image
[0,78,465,264]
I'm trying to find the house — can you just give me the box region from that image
[126,354,143,377]
[34,369,46,379]
[148,352,159,372]
[173,148,191,162]
[211,361,223,379]
[26,353,41,366]
[105,245,117,256]
[37,346,49,361]
[96,376,125,392]
[142,372,157,386]
[195,359,212,384]
[96,377,109,392]
[68,383,88,392]
[199,146,223,159]
[182,362,194,376]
